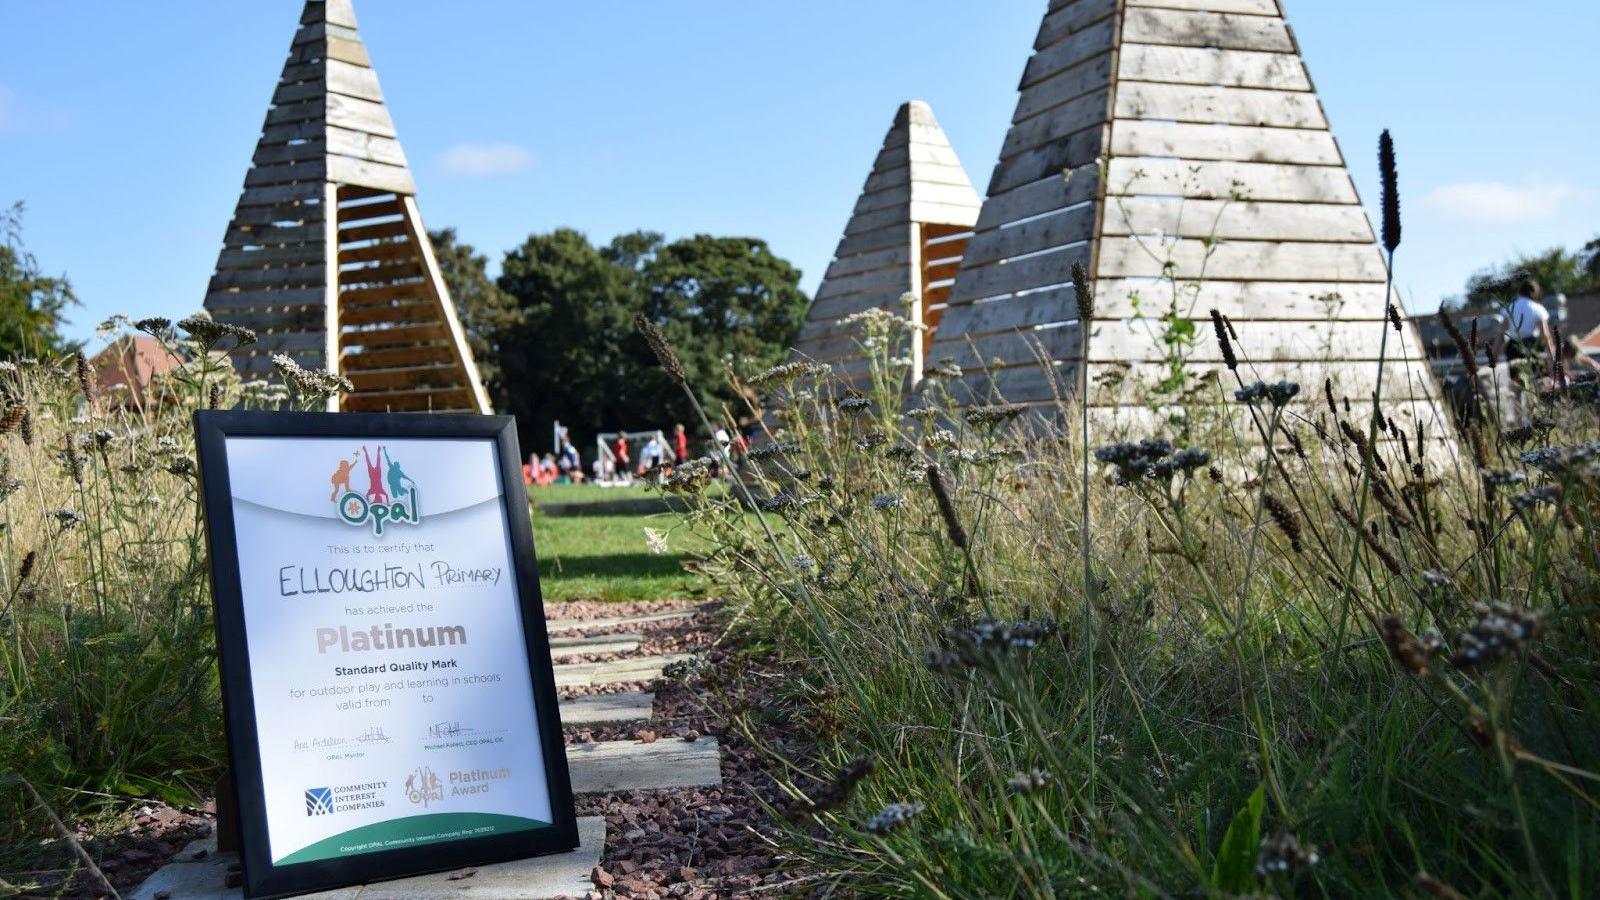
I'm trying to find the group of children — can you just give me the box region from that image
[524,423,729,486]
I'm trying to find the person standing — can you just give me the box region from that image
[672,423,689,463]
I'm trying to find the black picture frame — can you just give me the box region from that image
[193,410,578,899]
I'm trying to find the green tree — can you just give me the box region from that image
[638,234,809,425]
[429,228,514,394]
[1459,240,1600,310]
[1,202,78,359]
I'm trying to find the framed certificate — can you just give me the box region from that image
[193,411,577,898]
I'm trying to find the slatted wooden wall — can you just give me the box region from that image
[791,101,982,386]
[927,0,1447,442]
[203,0,489,413]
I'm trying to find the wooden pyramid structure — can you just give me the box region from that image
[792,101,982,386]
[203,0,489,413]
[928,0,1444,435]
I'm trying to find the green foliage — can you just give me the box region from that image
[1459,236,1600,309]
[0,202,78,359]
[435,227,808,452]
[1210,784,1264,894]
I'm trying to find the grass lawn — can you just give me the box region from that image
[531,508,707,603]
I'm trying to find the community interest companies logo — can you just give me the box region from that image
[304,787,335,816]
[330,445,421,536]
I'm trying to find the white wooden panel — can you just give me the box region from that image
[950,244,1091,303]
[1121,8,1295,52]
[1090,279,1392,320]
[1096,237,1387,281]
[1118,44,1309,90]
[1124,0,1280,14]
[1101,198,1373,242]
[1111,120,1341,165]
[1114,83,1325,128]
[973,163,1101,230]
[961,203,1096,268]
[1087,316,1398,362]
[1105,158,1357,203]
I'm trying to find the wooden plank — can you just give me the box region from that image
[339,283,425,306]
[209,265,324,290]
[950,243,1090,304]
[265,98,323,127]
[326,155,415,195]
[224,221,324,248]
[834,222,911,259]
[325,58,384,103]
[974,163,1100,230]
[1114,82,1326,128]
[251,138,327,166]
[341,344,454,370]
[259,120,324,145]
[934,286,1084,338]
[1110,119,1341,165]
[338,197,405,222]
[205,287,325,310]
[800,288,909,330]
[816,263,911,302]
[1021,18,1117,88]
[1012,51,1115,123]
[951,361,1070,405]
[909,180,981,211]
[1121,8,1294,51]
[225,202,321,227]
[326,126,408,167]
[339,218,408,243]
[852,182,910,216]
[237,181,323,208]
[242,330,324,352]
[1091,279,1393,320]
[1001,88,1112,158]
[565,737,722,794]
[1086,359,1440,406]
[339,299,435,327]
[341,322,447,348]
[1100,198,1373,242]
[961,202,1095,268]
[340,260,423,285]
[243,160,326,188]
[1118,43,1309,90]
[1125,0,1279,13]
[216,244,323,268]
[988,123,1106,196]
[211,306,325,334]
[398,195,493,412]
[340,387,476,413]
[325,93,397,139]
[272,78,330,106]
[1035,0,1119,50]
[347,364,470,391]
[338,239,417,265]
[326,36,370,67]
[1086,316,1401,363]
[910,199,982,227]
[930,325,1080,372]
[823,244,910,281]
[1095,237,1388,281]
[1105,158,1357,203]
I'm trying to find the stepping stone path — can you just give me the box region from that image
[131,603,720,900]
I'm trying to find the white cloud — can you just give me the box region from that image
[437,142,533,177]
[1421,178,1592,223]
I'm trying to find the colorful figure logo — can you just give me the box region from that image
[333,445,420,536]
[404,766,443,808]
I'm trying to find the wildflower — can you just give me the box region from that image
[49,508,85,531]
[1210,309,1238,372]
[1511,485,1560,512]
[1452,602,1541,670]
[962,404,1022,428]
[748,361,829,387]
[883,443,917,461]
[179,315,256,348]
[134,317,173,335]
[208,382,223,410]
[91,428,116,449]
[664,458,713,494]
[643,528,669,555]
[836,395,871,415]
[16,550,35,584]
[1421,569,1450,591]
[1234,380,1300,407]
[1520,441,1600,479]
[925,358,963,379]
[864,802,924,834]
[871,494,906,511]
[747,441,798,461]
[1263,494,1302,552]
[853,431,888,451]
[1256,832,1320,878]
[62,440,84,485]
[272,355,351,397]
[923,429,957,450]
[167,456,197,477]
[924,648,962,673]
[19,408,32,446]
[0,477,22,501]
[760,492,798,513]
[941,615,1058,667]
[1006,769,1051,794]
[1481,469,1527,488]
[905,406,940,421]
[1380,616,1431,676]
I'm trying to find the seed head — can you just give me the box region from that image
[1071,261,1094,322]
[926,464,968,549]
[634,314,686,386]
[17,550,36,584]
[1257,832,1321,878]
[1388,303,1403,333]
[208,382,223,410]
[864,802,925,834]
[19,408,32,446]
[0,403,23,435]
[1379,129,1401,253]
[1380,615,1431,676]
[1209,309,1238,372]
[1263,493,1302,553]
[74,351,94,402]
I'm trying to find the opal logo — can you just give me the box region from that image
[404,766,443,808]
[330,445,420,537]
[304,787,335,816]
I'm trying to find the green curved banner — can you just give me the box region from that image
[277,812,548,865]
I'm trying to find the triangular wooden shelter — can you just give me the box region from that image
[203,0,490,413]
[792,100,982,386]
[927,0,1445,437]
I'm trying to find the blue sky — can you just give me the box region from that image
[2,1,1594,347]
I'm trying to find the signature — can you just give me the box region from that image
[427,721,475,739]
[356,726,390,744]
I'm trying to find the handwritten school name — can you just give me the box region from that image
[278,562,503,596]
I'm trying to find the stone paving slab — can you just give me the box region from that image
[549,632,643,659]
[129,817,604,900]
[567,736,722,794]
[559,690,654,725]
[544,610,694,633]
[553,653,694,688]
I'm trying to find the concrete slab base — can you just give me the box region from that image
[544,610,694,633]
[549,632,643,659]
[553,653,694,688]
[128,817,605,899]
